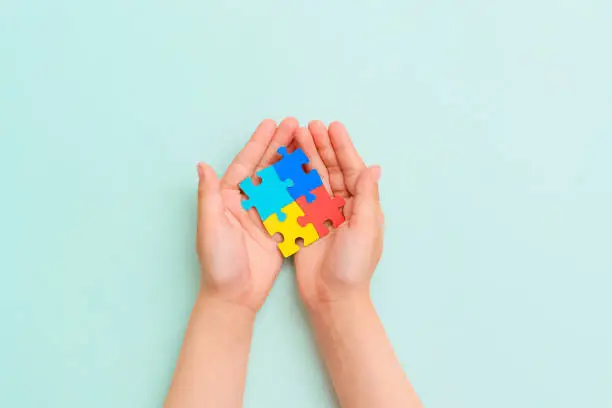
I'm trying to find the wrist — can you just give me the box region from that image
[307,290,373,320]
[198,272,262,314]
[308,292,379,353]
[196,291,257,324]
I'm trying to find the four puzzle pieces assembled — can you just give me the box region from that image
[273,147,322,203]
[297,186,346,238]
[239,166,293,221]
[239,145,346,257]
[263,202,319,257]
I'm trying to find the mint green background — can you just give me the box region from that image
[1,1,611,407]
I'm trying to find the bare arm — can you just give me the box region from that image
[311,295,421,408]
[164,295,254,408]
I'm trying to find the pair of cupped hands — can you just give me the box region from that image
[196,118,384,314]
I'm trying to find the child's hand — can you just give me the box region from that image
[293,121,384,311]
[196,118,299,312]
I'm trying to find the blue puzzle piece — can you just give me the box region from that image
[239,166,294,221]
[273,147,323,203]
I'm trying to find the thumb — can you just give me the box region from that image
[197,163,223,221]
[350,165,382,224]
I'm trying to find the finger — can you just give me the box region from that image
[287,138,298,152]
[221,119,277,189]
[328,121,366,195]
[258,117,299,169]
[349,166,383,227]
[309,120,348,197]
[197,162,224,228]
[294,126,331,192]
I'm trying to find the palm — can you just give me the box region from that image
[220,187,282,301]
[295,189,378,304]
[294,198,357,304]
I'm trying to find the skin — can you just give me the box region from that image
[164,118,297,408]
[294,121,422,408]
[164,119,422,408]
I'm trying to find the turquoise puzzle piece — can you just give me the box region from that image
[239,166,294,222]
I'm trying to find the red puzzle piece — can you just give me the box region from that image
[296,186,346,238]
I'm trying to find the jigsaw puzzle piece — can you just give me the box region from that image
[263,202,319,257]
[239,166,293,221]
[297,186,346,238]
[273,147,323,203]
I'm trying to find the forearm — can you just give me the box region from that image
[165,292,255,408]
[310,293,422,408]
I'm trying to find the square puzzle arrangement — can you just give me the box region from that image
[239,147,346,257]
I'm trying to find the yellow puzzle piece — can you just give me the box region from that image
[263,202,319,257]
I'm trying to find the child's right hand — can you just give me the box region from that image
[293,121,385,312]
